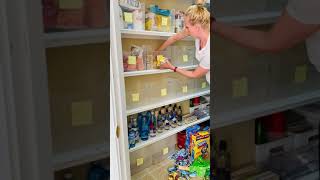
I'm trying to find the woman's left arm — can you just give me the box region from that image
[214,10,320,52]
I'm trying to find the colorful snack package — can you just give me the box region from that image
[190,131,210,162]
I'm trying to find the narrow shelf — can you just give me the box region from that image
[53,142,109,171]
[124,65,197,77]
[126,90,210,115]
[214,90,320,129]
[129,116,210,152]
[217,11,281,26]
[121,29,193,40]
[44,28,109,48]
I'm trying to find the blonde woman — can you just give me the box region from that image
[159,4,211,84]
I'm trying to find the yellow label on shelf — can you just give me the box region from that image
[162,17,168,26]
[201,82,207,89]
[161,88,167,96]
[59,0,83,9]
[71,100,93,126]
[294,65,307,83]
[183,55,188,62]
[128,56,136,65]
[182,86,188,93]
[132,93,140,102]
[240,77,248,97]
[162,147,169,155]
[232,79,241,97]
[136,158,144,166]
[232,77,248,97]
[124,12,133,23]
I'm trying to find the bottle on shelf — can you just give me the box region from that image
[149,110,157,137]
[140,112,150,141]
[158,107,166,133]
[216,140,231,180]
[164,108,171,130]
[177,106,183,126]
[128,115,139,148]
[168,104,177,128]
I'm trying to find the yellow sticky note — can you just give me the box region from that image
[294,65,307,83]
[182,86,188,93]
[136,158,144,166]
[240,77,248,97]
[128,56,136,65]
[183,55,188,62]
[71,100,93,126]
[232,77,248,97]
[156,55,165,67]
[157,55,165,62]
[163,147,169,155]
[124,12,133,23]
[232,79,241,98]
[162,17,168,26]
[132,93,139,102]
[161,88,167,96]
[201,82,207,89]
[59,0,83,9]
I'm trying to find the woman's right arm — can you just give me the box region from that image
[157,30,190,51]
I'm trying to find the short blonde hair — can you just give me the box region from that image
[185,4,210,29]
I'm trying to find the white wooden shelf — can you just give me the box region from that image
[44,28,109,48]
[53,142,109,171]
[121,29,193,40]
[214,90,320,129]
[124,65,197,77]
[129,116,210,152]
[217,11,281,26]
[126,90,210,115]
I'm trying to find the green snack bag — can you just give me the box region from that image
[189,157,210,177]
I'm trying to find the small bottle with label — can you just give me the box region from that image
[140,112,150,141]
[177,106,183,125]
[158,107,166,133]
[149,110,157,137]
[164,109,171,130]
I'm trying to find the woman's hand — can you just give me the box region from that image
[160,58,175,70]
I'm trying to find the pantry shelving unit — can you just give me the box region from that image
[212,2,320,179]
[44,27,110,172]
[111,0,210,179]
[213,2,320,127]
[41,4,110,178]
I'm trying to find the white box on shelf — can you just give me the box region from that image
[291,129,319,149]
[255,136,293,164]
